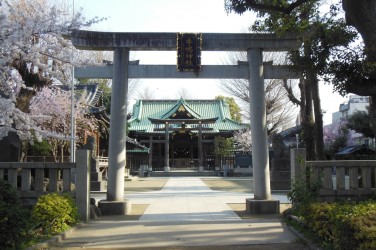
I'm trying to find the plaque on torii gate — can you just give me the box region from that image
[68,30,301,215]
[176,33,202,72]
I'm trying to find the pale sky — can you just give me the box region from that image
[74,0,347,125]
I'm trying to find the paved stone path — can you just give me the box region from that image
[52,177,298,249]
[138,177,241,221]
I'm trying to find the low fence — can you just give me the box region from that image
[0,162,75,198]
[291,148,376,201]
[0,150,91,221]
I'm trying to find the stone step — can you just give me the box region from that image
[149,171,217,177]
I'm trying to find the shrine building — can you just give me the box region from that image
[128,98,248,172]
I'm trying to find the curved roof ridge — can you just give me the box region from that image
[161,98,201,119]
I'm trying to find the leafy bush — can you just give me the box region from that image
[305,201,376,250]
[0,179,32,249]
[31,193,79,235]
[287,165,321,217]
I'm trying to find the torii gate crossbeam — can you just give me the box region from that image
[68,30,300,215]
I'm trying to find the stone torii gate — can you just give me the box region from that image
[69,30,300,215]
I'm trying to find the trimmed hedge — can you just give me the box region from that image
[304,201,376,250]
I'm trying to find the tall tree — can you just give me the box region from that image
[323,121,350,159]
[224,0,356,160]
[346,110,374,139]
[337,1,376,138]
[29,86,98,161]
[215,95,242,122]
[219,51,297,135]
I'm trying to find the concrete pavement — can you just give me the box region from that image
[50,177,303,249]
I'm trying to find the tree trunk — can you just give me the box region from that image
[311,74,326,160]
[60,144,64,163]
[302,78,315,160]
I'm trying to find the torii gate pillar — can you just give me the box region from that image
[98,48,131,215]
[246,48,279,214]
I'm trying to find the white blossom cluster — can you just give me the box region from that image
[29,86,98,144]
[233,128,252,152]
[0,0,102,141]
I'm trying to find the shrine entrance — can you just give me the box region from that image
[172,133,194,168]
[69,30,300,215]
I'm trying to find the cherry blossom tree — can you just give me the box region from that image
[233,129,252,153]
[323,120,352,158]
[0,0,102,142]
[29,86,98,161]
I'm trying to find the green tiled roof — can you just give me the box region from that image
[129,99,248,133]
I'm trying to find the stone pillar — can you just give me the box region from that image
[76,150,90,222]
[106,47,129,201]
[246,48,279,214]
[98,48,131,215]
[198,122,204,172]
[164,122,170,172]
[290,148,307,182]
[248,48,271,200]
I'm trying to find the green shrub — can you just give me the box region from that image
[287,166,321,217]
[305,203,335,242]
[0,179,32,249]
[31,193,79,235]
[305,200,376,250]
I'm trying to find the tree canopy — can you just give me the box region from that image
[346,110,375,139]
[224,0,364,160]
[215,95,242,122]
